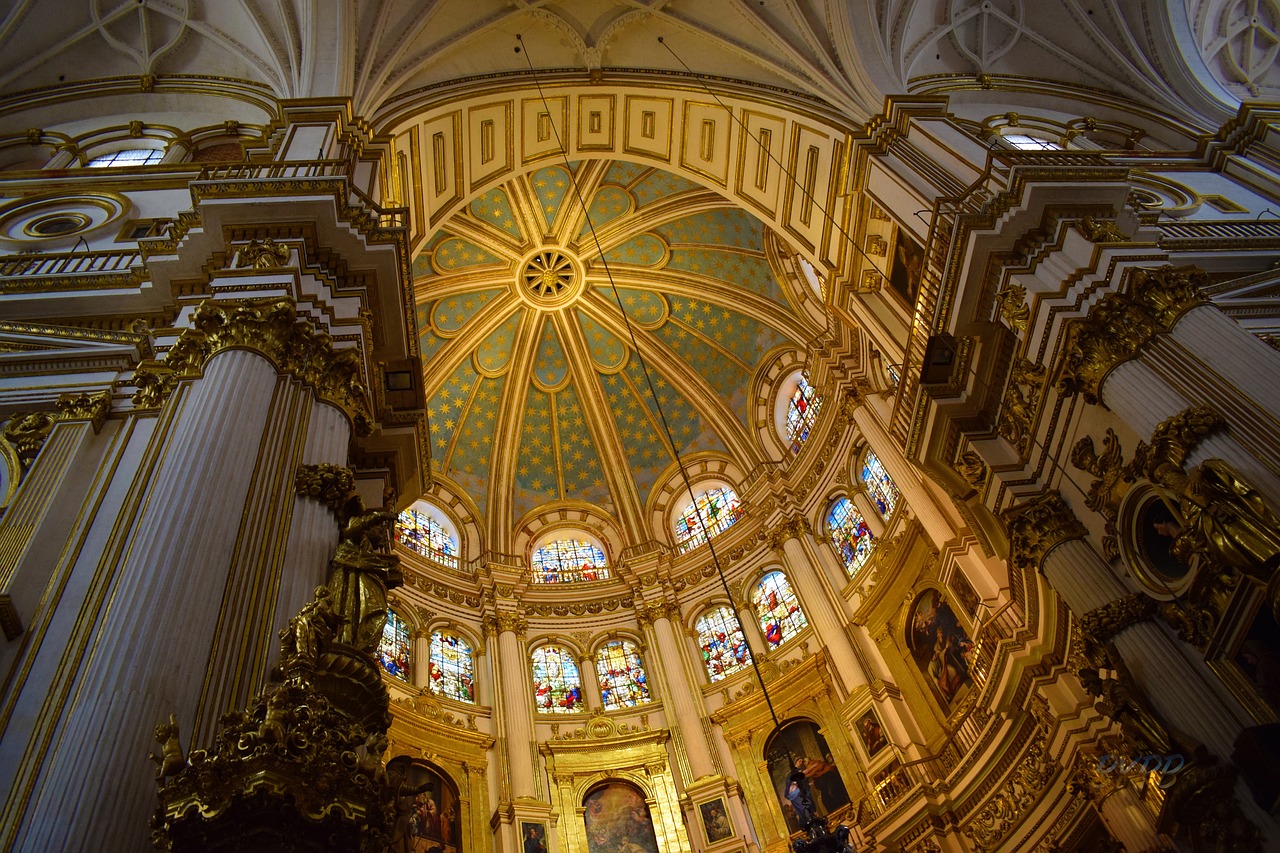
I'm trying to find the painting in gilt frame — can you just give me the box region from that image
[386,757,462,853]
[765,721,852,835]
[855,709,887,758]
[699,797,734,844]
[888,229,925,306]
[907,589,974,711]
[521,822,548,853]
[583,782,660,853]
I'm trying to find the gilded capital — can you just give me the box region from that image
[1056,265,1206,404]
[130,298,372,433]
[55,389,111,433]
[294,463,356,512]
[1080,592,1156,646]
[636,600,681,628]
[495,612,528,636]
[767,515,810,552]
[1002,491,1087,574]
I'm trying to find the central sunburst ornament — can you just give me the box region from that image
[523,250,575,300]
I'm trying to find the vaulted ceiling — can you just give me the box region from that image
[414,159,819,530]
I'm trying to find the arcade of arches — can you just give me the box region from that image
[1,3,1280,852]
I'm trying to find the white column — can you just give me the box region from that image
[777,534,868,695]
[648,611,718,781]
[1096,784,1166,853]
[412,630,432,690]
[579,654,603,710]
[497,620,537,799]
[13,350,281,853]
[850,406,954,546]
[852,492,886,537]
[1171,304,1280,420]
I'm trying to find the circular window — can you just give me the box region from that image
[524,250,575,299]
[27,214,89,237]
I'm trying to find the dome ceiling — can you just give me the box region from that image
[414,159,817,533]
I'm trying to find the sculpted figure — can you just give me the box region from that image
[327,508,403,652]
[151,714,185,778]
[286,586,342,663]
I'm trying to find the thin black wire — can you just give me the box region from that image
[515,35,781,728]
[655,34,895,284]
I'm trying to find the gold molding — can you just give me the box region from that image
[1002,491,1087,575]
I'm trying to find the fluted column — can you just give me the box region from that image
[641,602,718,781]
[494,612,537,799]
[1169,303,1280,421]
[12,350,282,853]
[849,404,954,546]
[770,517,868,695]
[851,491,886,536]
[578,653,603,710]
[412,629,432,690]
[1097,782,1167,852]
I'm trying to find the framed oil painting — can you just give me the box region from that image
[855,709,887,758]
[698,797,733,844]
[583,782,659,853]
[888,229,925,307]
[764,720,852,834]
[386,756,463,853]
[907,588,974,712]
[521,822,548,853]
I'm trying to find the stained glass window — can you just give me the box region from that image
[596,640,651,709]
[532,539,610,583]
[395,508,459,568]
[87,148,163,167]
[1003,134,1062,151]
[861,451,901,519]
[531,645,584,713]
[675,487,744,553]
[429,631,475,703]
[753,571,808,647]
[696,606,752,682]
[377,610,411,682]
[786,375,821,453]
[828,498,876,576]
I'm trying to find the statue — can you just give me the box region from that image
[151,714,186,779]
[283,586,343,664]
[327,507,403,653]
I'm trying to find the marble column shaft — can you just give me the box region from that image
[649,613,718,780]
[778,535,867,695]
[497,625,537,799]
[850,407,954,547]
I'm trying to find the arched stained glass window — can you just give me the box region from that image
[532,538,610,583]
[828,498,875,576]
[675,487,744,553]
[786,375,821,453]
[396,508,459,568]
[753,571,808,647]
[531,645,583,713]
[596,640,651,709]
[429,631,475,703]
[861,451,901,519]
[696,606,752,682]
[377,610,411,682]
[87,148,163,167]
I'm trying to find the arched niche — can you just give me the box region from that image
[763,719,854,835]
[386,756,465,852]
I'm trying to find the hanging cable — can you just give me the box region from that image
[515,34,781,728]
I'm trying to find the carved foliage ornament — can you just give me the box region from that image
[1002,491,1087,575]
[295,463,356,513]
[131,299,372,434]
[998,357,1046,455]
[2,389,112,470]
[1080,592,1156,647]
[961,727,1055,852]
[1056,265,1206,404]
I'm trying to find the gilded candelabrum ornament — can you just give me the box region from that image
[1056,265,1206,403]
[1076,215,1131,244]
[997,358,1045,455]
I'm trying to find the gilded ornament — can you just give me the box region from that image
[1077,648,1171,758]
[327,507,403,652]
[956,450,988,489]
[997,357,1045,455]
[1069,428,1138,560]
[1076,216,1130,244]
[1001,491,1087,575]
[495,612,528,635]
[993,282,1030,332]
[1079,593,1156,646]
[55,389,111,432]
[294,462,356,512]
[767,515,810,551]
[237,238,291,269]
[280,586,343,665]
[2,411,54,467]
[1056,266,1206,403]
[866,234,887,257]
[961,728,1054,851]
[151,714,186,779]
[1161,760,1262,850]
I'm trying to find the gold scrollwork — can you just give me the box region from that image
[1002,491,1087,576]
[294,463,356,513]
[1056,265,1206,404]
[997,358,1045,455]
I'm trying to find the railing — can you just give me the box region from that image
[197,160,350,181]
[0,248,143,278]
[1156,218,1280,245]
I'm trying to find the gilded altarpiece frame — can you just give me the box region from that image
[387,699,494,853]
[710,652,865,853]
[540,724,691,853]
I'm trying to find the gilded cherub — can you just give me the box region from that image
[151,714,185,778]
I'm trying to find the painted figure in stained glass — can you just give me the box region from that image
[827,498,875,576]
[532,538,610,583]
[861,451,900,519]
[753,571,808,647]
[531,646,583,712]
[429,631,475,703]
[786,375,821,453]
[675,487,744,553]
[696,606,751,681]
[396,508,459,568]
[378,610,411,682]
[596,640,650,709]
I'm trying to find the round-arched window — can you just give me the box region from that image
[860,451,901,519]
[86,148,163,167]
[753,571,808,647]
[429,631,476,703]
[531,645,583,713]
[377,610,411,682]
[674,486,743,553]
[696,606,752,682]
[396,506,459,568]
[828,498,875,576]
[531,538,609,583]
[784,374,821,453]
[595,640,651,709]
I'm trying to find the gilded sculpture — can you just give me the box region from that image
[151,714,186,779]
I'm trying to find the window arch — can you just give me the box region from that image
[396,506,459,568]
[1001,133,1062,151]
[674,486,744,553]
[428,630,476,703]
[531,645,583,713]
[752,571,808,648]
[828,498,875,576]
[377,610,412,682]
[861,451,901,519]
[595,639,651,709]
[86,148,163,167]
[696,606,752,682]
[531,537,610,583]
[785,374,821,453]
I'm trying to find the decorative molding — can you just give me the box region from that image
[54,389,111,433]
[1076,215,1130,244]
[998,358,1045,455]
[1056,265,1206,404]
[294,463,356,513]
[961,726,1055,851]
[1002,491,1087,575]
[1080,593,1156,646]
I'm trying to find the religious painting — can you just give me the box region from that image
[907,589,974,711]
[764,720,852,834]
[888,229,925,306]
[1134,495,1191,583]
[386,757,462,853]
[698,797,733,844]
[1233,603,1280,715]
[583,782,660,853]
[521,822,548,853]
[855,709,887,758]
[948,569,982,622]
